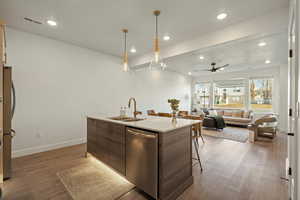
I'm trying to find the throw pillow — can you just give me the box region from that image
[209,110,218,116]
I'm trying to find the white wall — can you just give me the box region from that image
[192,65,289,131]
[279,64,289,132]
[6,28,191,157]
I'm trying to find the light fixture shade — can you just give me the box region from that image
[149,10,167,71]
[122,29,129,72]
[123,52,129,72]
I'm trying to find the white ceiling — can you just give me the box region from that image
[0,0,288,57]
[163,32,288,77]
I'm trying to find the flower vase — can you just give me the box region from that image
[172,110,177,123]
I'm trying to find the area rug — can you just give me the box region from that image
[202,127,249,143]
[57,163,135,200]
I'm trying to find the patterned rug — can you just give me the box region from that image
[202,127,249,143]
[57,159,135,200]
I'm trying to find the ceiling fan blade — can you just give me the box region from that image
[215,64,229,71]
[221,64,230,68]
[200,69,212,72]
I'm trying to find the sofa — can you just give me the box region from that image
[202,116,226,129]
[206,109,253,127]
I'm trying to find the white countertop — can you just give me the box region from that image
[87,113,201,133]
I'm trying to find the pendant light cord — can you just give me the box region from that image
[124,31,127,54]
[155,15,158,38]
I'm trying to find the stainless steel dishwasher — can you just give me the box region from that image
[126,127,158,199]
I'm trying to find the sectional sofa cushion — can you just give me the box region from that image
[217,110,224,116]
[232,110,244,118]
[211,109,253,127]
[223,116,252,124]
[223,111,233,116]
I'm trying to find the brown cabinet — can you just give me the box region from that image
[87,118,193,200]
[158,126,192,200]
[87,118,126,175]
[0,21,5,196]
[0,22,6,64]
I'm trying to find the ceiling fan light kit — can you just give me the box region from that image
[202,62,230,73]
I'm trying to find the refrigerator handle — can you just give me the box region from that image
[11,81,16,119]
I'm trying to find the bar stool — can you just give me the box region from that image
[192,127,203,171]
[193,122,205,144]
[183,115,205,144]
[182,115,204,171]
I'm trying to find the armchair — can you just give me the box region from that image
[249,115,278,140]
[178,110,189,117]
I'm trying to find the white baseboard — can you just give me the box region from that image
[12,137,87,158]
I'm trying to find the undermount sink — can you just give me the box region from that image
[109,116,145,122]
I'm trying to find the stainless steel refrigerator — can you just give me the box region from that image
[3,66,15,180]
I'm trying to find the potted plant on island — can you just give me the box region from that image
[168,98,180,123]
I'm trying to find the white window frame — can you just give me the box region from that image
[249,77,274,113]
[192,77,274,112]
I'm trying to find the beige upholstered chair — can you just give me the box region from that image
[157,112,172,118]
[178,111,189,117]
[249,115,278,140]
[147,109,157,116]
[183,115,204,144]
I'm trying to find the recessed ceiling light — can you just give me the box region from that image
[199,56,205,60]
[217,13,227,20]
[258,42,267,47]
[188,72,192,76]
[265,60,271,64]
[47,20,57,26]
[130,47,136,53]
[163,35,170,41]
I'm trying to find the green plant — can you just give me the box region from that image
[168,99,180,112]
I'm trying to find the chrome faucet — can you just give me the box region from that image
[128,97,141,119]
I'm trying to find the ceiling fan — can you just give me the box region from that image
[202,62,229,72]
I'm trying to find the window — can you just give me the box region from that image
[250,79,273,110]
[193,82,210,109]
[213,80,246,109]
[192,78,274,112]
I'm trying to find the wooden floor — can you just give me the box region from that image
[4,133,288,200]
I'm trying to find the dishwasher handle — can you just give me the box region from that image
[127,129,157,139]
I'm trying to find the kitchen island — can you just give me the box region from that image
[87,114,200,200]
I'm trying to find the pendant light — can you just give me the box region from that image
[149,10,167,70]
[122,29,129,72]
